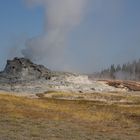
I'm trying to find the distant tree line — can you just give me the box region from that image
[99,59,140,81]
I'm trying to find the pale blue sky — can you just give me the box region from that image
[0,0,140,73]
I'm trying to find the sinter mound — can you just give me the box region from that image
[0,57,52,82]
[0,57,140,93]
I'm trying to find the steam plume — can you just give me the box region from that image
[22,0,87,69]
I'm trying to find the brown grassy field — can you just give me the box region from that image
[0,91,140,140]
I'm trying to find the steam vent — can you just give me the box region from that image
[0,57,52,81]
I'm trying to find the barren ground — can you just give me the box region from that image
[0,91,140,140]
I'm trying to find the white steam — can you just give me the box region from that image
[22,0,87,69]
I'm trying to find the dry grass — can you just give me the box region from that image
[0,91,140,140]
[38,90,140,104]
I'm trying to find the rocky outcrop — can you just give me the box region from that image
[0,57,52,82]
